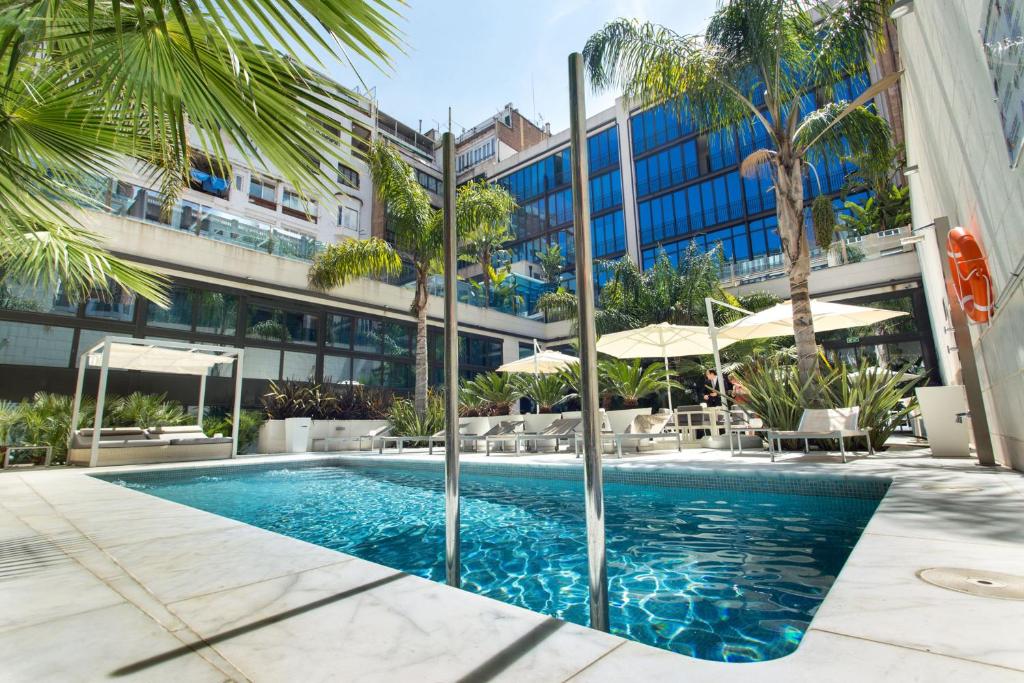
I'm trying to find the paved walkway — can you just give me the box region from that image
[1,446,1023,682]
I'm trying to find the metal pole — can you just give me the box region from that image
[442,130,462,587]
[569,52,609,633]
[89,339,112,468]
[663,353,675,429]
[197,373,207,425]
[934,217,996,465]
[706,298,734,456]
[230,350,244,458]
[68,357,87,452]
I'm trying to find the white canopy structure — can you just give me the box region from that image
[70,336,245,466]
[596,323,740,424]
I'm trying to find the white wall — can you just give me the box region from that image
[898,1,1024,470]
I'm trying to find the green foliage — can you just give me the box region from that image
[457,180,518,308]
[840,186,911,236]
[513,374,570,413]
[538,244,736,334]
[108,392,191,429]
[2,392,95,465]
[535,243,566,286]
[0,0,401,307]
[262,380,389,420]
[599,359,679,408]
[460,372,522,416]
[812,194,837,248]
[388,392,445,440]
[203,411,265,454]
[736,357,922,451]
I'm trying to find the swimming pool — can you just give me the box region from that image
[98,460,886,662]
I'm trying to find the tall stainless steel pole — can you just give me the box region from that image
[442,130,462,586]
[568,52,609,632]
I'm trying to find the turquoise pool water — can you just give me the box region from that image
[99,461,884,662]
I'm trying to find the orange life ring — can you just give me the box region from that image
[946,227,994,323]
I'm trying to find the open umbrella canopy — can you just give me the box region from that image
[718,300,909,341]
[596,322,738,358]
[496,349,578,374]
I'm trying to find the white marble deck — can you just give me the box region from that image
[1,443,1023,682]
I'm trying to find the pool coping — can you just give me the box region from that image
[2,448,1023,681]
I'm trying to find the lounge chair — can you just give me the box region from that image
[612,412,679,457]
[460,419,523,455]
[767,407,873,463]
[374,430,447,455]
[500,418,580,455]
[312,424,390,452]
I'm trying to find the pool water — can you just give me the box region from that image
[101,462,883,662]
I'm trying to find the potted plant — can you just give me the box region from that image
[513,373,569,434]
[599,359,680,433]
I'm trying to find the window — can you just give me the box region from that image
[337,163,360,189]
[194,291,238,336]
[351,123,371,155]
[146,285,192,330]
[282,351,316,381]
[84,283,136,322]
[457,139,496,172]
[338,205,359,231]
[242,347,281,380]
[326,314,352,348]
[588,126,619,172]
[352,317,412,356]
[281,189,317,221]
[0,322,73,367]
[592,211,625,257]
[249,177,277,208]
[589,170,622,213]
[246,304,318,345]
[416,170,442,194]
[0,280,76,316]
[353,358,413,388]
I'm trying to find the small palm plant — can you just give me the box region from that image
[599,359,680,409]
[513,374,570,414]
[109,392,190,428]
[460,372,522,416]
[458,180,518,307]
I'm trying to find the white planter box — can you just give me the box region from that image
[257,420,286,454]
[284,417,313,453]
[310,419,390,451]
[605,408,652,434]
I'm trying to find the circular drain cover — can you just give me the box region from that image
[919,484,984,493]
[917,568,1024,600]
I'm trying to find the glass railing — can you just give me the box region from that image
[85,177,538,317]
[717,226,912,286]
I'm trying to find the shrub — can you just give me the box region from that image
[388,391,445,442]
[599,359,679,409]
[203,410,264,454]
[109,392,191,428]
[262,380,391,420]
[736,357,923,451]
[460,372,521,416]
[513,373,570,413]
[4,392,95,465]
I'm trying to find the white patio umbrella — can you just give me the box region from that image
[496,341,578,414]
[596,323,739,421]
[717,300,908,341]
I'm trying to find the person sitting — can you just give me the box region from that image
[701,368,732,407]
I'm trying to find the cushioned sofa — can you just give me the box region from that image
[67,425,232,467]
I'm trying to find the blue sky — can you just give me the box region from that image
[334,0,717,136]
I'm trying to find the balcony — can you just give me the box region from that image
[718,226,914,288]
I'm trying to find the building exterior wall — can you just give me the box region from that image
[897,0,1024,470]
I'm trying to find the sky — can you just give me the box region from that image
[331,0,717,136]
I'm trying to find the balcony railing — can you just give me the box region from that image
[717,226,913,287]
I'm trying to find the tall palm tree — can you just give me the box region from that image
[0,0,400,306]
[457,180,518,307]
[538,244,736,335]
[583,0,897,391]
[308,139,432,413]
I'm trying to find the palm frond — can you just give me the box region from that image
[810,0,895,95]
[795,102,891,166]
[739,147,777,179]
[308,237,402,290]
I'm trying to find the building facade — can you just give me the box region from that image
[0,25,946,413]
[895,0,1024,471]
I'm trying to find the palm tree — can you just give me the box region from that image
[538,244,736,334]
[583,0,897,391]
[0,1,400,307]
[599,359,679,408]
[308,139,432,413]
[460,372,522,416]
[536,243,566,287]
[457,180,518,307]
[513,373,571,413]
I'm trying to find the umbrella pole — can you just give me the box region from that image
[706,298,734,457]
[664,353,675,431]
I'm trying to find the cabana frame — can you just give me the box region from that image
[69,336,245,467]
